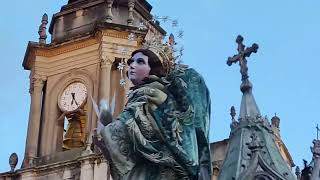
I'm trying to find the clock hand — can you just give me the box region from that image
[71,93,79,106]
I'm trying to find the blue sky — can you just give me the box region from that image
[1,0,319,173]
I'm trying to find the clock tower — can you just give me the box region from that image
[12,0,165,179]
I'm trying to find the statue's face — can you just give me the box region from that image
[127,52,151,86]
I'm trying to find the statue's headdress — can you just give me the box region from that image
[141,31,177,76]
[117,16,184,86]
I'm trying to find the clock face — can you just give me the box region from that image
[59,82,87,112]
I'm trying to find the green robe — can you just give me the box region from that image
[100,66,211,180]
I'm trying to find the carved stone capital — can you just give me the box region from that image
[100,57,113,68]
[29,74,47,94]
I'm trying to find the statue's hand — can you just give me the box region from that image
[140,87,167,109]
[144,81,166,92]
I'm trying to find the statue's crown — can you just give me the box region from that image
[142,32,179,75]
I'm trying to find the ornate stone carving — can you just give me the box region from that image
[35,38,98,57]
[38,13,48,45]
[247,132,264,152]
[99,52,113,68]
[101,30,130,40]
[29,73,47,94]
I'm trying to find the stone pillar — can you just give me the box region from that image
[21,171,36,180]
[99,54,113,103]
[23,73,46,167]
[80,159,94,180]
[93,159,110,180]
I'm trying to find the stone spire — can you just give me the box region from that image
[310,139,320,179]
[218,35,296,180]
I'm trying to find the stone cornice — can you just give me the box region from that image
[11,153,104,176]
[35,38,98,58]
[102,29,130,40]
[23,37,99,70]
[23,25,147,70]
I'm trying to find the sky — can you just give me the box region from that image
[1,0,320,173]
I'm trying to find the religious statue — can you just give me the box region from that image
[94,38,212,180]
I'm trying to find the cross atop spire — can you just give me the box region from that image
[227,35,259,82]
[227,35,261,119]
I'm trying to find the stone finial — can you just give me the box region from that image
[230,106,236,122]
[38,13,48,45]
[9,153,18,172]
[106,0,114,23]
[295,166,301,179]
[169,33,175,47]
[127,0,135,25]
[303,159,308,168]
[230,106,239,130]
[311,139,320,158]
[271,113,280,128]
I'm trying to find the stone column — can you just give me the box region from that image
[99,54,113,103]
[24,73,46,167]
[93,159,110,180]
[80,159,94,180]
[21,171,36,180]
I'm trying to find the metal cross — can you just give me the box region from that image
[317,124,320,140]
[227,35,259,81]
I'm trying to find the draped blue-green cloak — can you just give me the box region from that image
[100,66,211,180]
